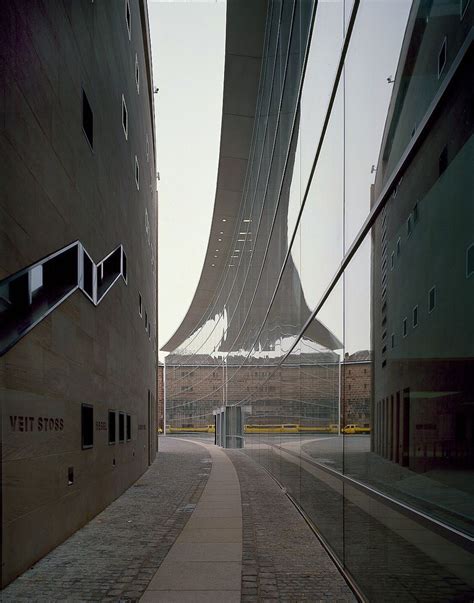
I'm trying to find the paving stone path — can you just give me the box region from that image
[226,449,356,603]
[2,438,211,602]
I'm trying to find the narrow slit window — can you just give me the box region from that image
[125,0,131,39]
[139,293,142,317]
[438,37,447,79]
[439,145,448,176]
[135,156,140,190]
[119,412,125,442]
[122,95,128,140]
[126,414,131,441]
[391,333,395,349]
[135,54,140,93]
[391,251,394,269]
[461,0,471,20]
[396,238,401,257]
[429,286,436,313]
[407,214,413,237]
[82,89,93,149]
[403,317,408,338]
[467,244,474,278]
[413,305,418,328]
[121,249,127,283]
[108,410,116,444]
[81,404,94,449]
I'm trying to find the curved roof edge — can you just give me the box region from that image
[162,0,268,352]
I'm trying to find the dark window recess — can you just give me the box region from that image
[83,251,94,299]
[413,202,419,223]
[403,318,408,337]
[439,145,448,176]
[122,96,128,138]
[82,404,94,449]
[119,412,125,442]
[126,414,131,440]
[139,293,142,316]
[391,333,395,348]
[122,249,127,282]
[413,306,418,327]
[109,410,116,444]
[135,157,140,189]
[68,466,74,486]
[97,247,121,301]
[125,0,131,37]
[145,311,148,330]
[0,244,78,356]
[429,286,436,312]
[82,89,93,149]
[438,37,447,78]
[467,245,474,278]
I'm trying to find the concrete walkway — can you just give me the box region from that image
[141,441,242,602]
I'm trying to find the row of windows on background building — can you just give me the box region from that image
[81,404,132,449]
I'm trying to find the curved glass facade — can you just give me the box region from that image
[165,1,474,598]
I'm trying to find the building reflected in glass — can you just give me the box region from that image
[163,0,474,599]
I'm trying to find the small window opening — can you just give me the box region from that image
[467,244,474,278]
[135,54,140,93]
[403,318,408,338]
[126,414,131,441]
[122,95,128,140]
[125,0,131,39]
[413,305,418,328]
[391,333,395,348]
[119,412,125,442]
[438,37,447,79]
[81,404,94,449]
[109,410,116,444]
[439,145,448,176]
[396,238,401,257]
[82,89,93,149]
[413,202,419,223]
[135,156,140,190]
[139,293,142,316]
[391,251,394,269]
[68,466,74,486]
[429,286,436,313]
[407,214,413,237]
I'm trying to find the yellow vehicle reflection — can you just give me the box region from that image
[168,424,215,434]
[342,424,371,434]
[244,424,339,434]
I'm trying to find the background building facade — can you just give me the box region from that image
[0,0,158,587]
[163,0,474,599]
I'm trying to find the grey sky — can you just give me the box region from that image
[148,1,226,360]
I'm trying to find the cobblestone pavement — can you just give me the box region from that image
[2,438,211,602]
[226,449,356,603]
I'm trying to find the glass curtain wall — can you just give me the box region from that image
[165,0,474,599]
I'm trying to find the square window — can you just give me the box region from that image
[403,317,408,338]
[126,414,131,440]
[119,412,125,442]
[467,244,474,278]
[429,286,436,313]
[135,156,140,190]
[122,95,128,140]
[81,404,93,449]
[413,305,418,328]
[125,0,131,39]
[438,37,447,78]
[82,89,93,149]
[108,410,116,444]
